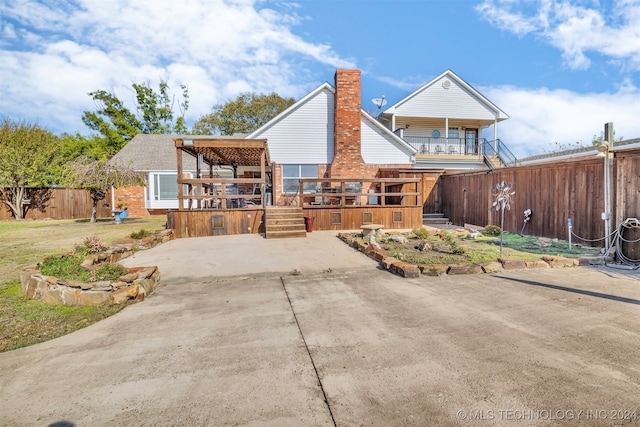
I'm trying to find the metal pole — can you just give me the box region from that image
[604,122,614,252]
[568,218,572,252]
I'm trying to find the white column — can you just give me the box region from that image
[493,119,498,151]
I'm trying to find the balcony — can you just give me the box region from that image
[403,136,486,157]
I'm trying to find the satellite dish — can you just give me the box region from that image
[371,95,387,118]
[371,95,387,108]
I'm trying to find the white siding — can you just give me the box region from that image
[394,77,497,120]
[251,88,334,164]
[361,118,414,164]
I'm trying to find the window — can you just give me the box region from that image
[153,174,178,200]
[282,164,318,193]
[331,212,342,224]
[448,128,459,139]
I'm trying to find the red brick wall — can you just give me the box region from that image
[113,186,149,217]
[330,69,365,179]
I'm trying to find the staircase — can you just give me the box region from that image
[264,207,307,239]
[422,213,450,226]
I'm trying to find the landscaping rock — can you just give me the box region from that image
[386,234,408,244]
[78,291,110,306]
[390,261,420,278]
[500,259,527,270]
[415,240,432,252]
[81,254,99,269]
[118,272,138,282]
[433,242,455,254]
[525,260,550,269]
[365,244,386,262]
[109,284,140,305]
[360,224,383,239]
[448,264,483,275]
[481,262,502,273]
[381,257,399,270]
[419,264,449,276]
[543,256,577,268]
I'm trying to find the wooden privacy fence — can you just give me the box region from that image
[0,188,114,220]
[440,147,640,248]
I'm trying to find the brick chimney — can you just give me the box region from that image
[330,69,365,178]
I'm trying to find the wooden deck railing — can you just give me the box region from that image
[297,178,421,207]
[178,177,266,210]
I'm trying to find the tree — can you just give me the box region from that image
[0,119,61,219]
[82,81,189,154]
[193,92,294,135]
[63,156,145,223]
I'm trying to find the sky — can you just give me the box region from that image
[1,0,640,158]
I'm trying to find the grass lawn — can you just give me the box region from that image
[0,216,167,352]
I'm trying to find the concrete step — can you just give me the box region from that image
[422,213,450,224]
[265,230,307,239]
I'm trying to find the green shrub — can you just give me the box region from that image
[483,224,502,236]
[39,255,90,281]
[412,227,430,240]
[89,263,130,282]
[441,231,467,255]
[130,229,154,239]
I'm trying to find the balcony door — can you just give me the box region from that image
[465,129,478,154]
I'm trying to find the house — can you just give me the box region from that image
[378,69,513,170]
[112,69,515,236]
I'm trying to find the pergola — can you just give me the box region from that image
[173,137,271,210]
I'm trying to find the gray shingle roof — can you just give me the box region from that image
[110,134,196,171]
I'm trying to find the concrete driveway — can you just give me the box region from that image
[1,232,639,426]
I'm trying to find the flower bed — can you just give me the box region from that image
[338,227,590,278]
[19,229,173,305]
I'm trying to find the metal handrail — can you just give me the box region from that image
[403,136,486,157]
[482,139,521,167]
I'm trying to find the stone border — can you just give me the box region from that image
[20,266,160,305]
[19,229,174,305]
[338,233,603,278]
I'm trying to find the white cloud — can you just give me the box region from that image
[476,0,640,71]
[0,0,353,134]
[481,84,640,157]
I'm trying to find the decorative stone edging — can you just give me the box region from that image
[19,229,174,305]
[20,266,160,305]
[338,233,601,278]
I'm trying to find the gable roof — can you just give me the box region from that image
[246,82,335,139]
[110,134,193,171]
[382,70,509,121]
[247,81,416,159]
[360,108,417,155]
